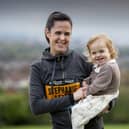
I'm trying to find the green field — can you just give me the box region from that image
[106,124,129,129]
[0,126,50,129]
[0,124,129,129]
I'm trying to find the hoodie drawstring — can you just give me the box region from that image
[61,56,65,79]
[51,59,56,83]
[50,56,65,83]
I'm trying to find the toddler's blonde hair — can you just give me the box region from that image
[86,34,118,60]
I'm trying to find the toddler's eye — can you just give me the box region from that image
[99,50,104,53]
[91,52,96,55]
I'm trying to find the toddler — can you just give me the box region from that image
[72,34,120,129]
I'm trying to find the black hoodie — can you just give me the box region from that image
[29,48,104,129]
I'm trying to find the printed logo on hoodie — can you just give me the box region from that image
[45,82,80,99]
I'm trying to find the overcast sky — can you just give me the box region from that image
[0,0,129,46]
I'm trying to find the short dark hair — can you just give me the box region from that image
[45,11,72,43]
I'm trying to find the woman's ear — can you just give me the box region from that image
[45,28,50,38]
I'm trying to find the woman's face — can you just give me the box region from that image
[45,21,72,56]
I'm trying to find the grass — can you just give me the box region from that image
[106,124,129,129]
[0,125,51,129]
[0,124,129,129]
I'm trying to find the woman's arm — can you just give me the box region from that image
[29,62,86,115]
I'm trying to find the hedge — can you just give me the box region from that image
[0,85,129,125]
[0,91,50,125]
[104,86,129,123]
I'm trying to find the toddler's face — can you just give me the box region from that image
[89,39,111,66]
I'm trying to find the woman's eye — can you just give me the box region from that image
[64,32,70,36]
[55,31,61,35]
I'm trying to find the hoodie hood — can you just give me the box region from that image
[41,47,73,82]
[41,47,73,60]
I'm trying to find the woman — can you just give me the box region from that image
[29,11,109,129]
